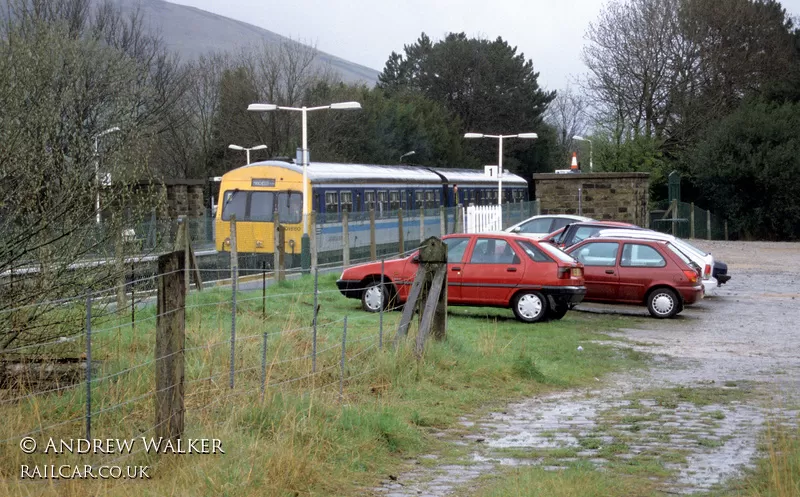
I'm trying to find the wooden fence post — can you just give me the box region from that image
[455,204,463,233]
[724,220,728,241]
[690,202,695,239]
[309,210,318,272]
[419,207,425,243]
[398,208,404,256]
[706,210,711,240]
[273,209,280,275]
[369,208,377,261]
[115,229,127,310]
[277,226,285,282]
[155,251,186,443]
[342,210,350,268]
[440,205,446,237]
[229,216,238,290]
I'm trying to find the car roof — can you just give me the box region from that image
[570,220,641,228]
[595,228,673,241]
[572,237,667,246]
[444,232,543,242]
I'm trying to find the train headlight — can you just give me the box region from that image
[223,237,230,246]
[255,240,263,248]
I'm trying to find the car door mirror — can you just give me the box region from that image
[511,226,521,233]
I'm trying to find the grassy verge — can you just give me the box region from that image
[0,273,646,496]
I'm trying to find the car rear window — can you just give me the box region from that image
[666,243,694,266]
[537,241,577,263]
[516,240,554,263]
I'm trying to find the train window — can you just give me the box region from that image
[389,190,400,211]
[489,190,497,202]
[325,192,339,214]
[377,191,388,216]
[400,190,407,211]
[415,191,423,210]
[277,191,302,223]
[249,191,275,221]
[469,190,475,205]
[340,191,353,213]
[424,190,435,209]
[365,191,375,212]
[314,193,321,211]
[221,190,248,221]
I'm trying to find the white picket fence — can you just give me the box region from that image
[463,205,502,233]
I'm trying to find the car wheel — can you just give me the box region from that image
[646,288,680,319]
[512,291,548,323]
[361,280,387,313]
[547,301,569,320]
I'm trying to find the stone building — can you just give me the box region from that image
[532,172,650,226]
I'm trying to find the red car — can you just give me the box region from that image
[566,237,703,318]
[336,233,586,323]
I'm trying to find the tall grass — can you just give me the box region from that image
[0,273,646,496]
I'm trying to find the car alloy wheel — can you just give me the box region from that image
[512,291,548,323]
[647,288,679,318]
[361,282,385,312]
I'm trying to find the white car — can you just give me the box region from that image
[506,215,593,239]
[593,229,718,296]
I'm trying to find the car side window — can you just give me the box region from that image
[573,242,619,267]
[446,238,471,263]
[621,244,666,267]
[470,238,519,264]
[518,218,552,233]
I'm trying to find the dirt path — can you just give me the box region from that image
[373,241,800,496]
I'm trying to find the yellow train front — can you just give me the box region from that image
[215,160,530,263]
[215,162,306,259]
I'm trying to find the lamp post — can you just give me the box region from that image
[93,126,120,224]
[248,101,361,236]
[399,150,415,163]
[572,135,593,172]
[228,144,268,165]
[463,132,538,219]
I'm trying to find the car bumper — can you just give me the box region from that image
[701,277,718,296]
[542,286,587,305]
[336,279,363,299]
[681,285,704,305]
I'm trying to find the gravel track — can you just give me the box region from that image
[373,241,800,496]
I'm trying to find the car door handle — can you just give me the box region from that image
[451,267,461,271]
[506,267,517,272]
[605,269,615,274]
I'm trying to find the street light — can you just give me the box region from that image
[93,126,121,224]
[228,143,268,165]
[463,132,538,217]
[572,135,593,172]
[247,101,362,236]
[399,150,416,162]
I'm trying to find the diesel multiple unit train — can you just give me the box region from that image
[215,160,529,255]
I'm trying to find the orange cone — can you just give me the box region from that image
[570,152,579,171]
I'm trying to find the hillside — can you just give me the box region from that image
[109,0,379,84]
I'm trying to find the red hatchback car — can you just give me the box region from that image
[336,233,587,323]
[566,237,703,318]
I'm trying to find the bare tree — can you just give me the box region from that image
[545,85,590,166]
[0,0,182,352]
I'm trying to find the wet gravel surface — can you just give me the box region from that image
[373,241,800,496]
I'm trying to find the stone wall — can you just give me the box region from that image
[532,172,650,226]
[158,180,207,219]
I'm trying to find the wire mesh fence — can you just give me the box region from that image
[0,263,399,473]
[649,200,729,240]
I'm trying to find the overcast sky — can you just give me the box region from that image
[167,0,800,92]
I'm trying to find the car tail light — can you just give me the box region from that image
[683,269,698,283]
[571,267,583,278]
[557,267,570,279]
[704,264,711,278]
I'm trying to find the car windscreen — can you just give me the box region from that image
[537,241,577,263]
